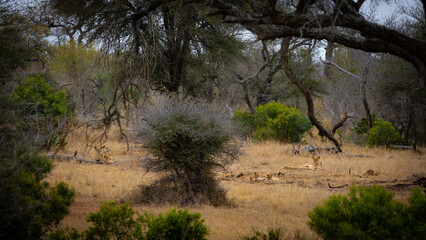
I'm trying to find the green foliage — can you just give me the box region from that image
[1,79,74,239]
[13,75,68,118]
[243,228,282,240]
[233,102,311,143]
[308,185,426,240]
[354,114,377,134]
[83,201,144,240]
[0,150,75,239]
[367,120,402,147]
[50,202,209,240]
[0,7,30,81]
[12,75,71,149]
[144,209,209,240]
[48,228,81,240]
[405,188,426,239]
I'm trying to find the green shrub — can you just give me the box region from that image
[308,185,426,240]
[144,209,208,240]
[13,75,68,119]
[367,120,402,147]
[12,75,71,149]
[242,228,282,240]
[0,149,75,239]
[83,201,144,240]
[48,228,80,240]
[233,102,311,143]
[138,98,240,205]
[50,202,209,240]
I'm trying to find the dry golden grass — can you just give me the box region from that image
[46,131,426,239]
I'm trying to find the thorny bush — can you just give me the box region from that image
[134,97,241,205]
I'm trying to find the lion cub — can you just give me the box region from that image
[283,156,322,170]
[250,172,260,181]
[95,145,114,163]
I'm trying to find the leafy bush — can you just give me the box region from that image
[367,120,402,147]
[233,102,311,143]
[48,228,80,240]
[13,75,68,119]
[1,80,75,239]
[136,98,240,205]
[49,202,209,240]
[308,185,426,240]
[0,149,75,239]
[12,75,71,149]
[144,209,208,240]
[83,201,144,240]
[242,228,282,240]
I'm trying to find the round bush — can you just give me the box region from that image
[234,102,311,143]
[13,75,68,119]
[367,120,402,147]
[308,185,426,240]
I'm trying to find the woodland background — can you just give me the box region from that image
[1,0,425,239]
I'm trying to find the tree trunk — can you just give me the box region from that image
[235,74,255,114]
[281,37,342,152]
[161,6,189,93]
[361,55,372,133]
[324,42,335,79]
[256,64,281,106]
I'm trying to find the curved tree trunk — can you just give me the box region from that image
[281,37,342,152]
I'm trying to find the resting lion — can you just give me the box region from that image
[283,156,322,170]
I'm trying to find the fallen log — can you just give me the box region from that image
[46,154,111,164]
[340,152,373,158]
[304,145,339,154]
[392,145,412,150]
[304,145,373,157]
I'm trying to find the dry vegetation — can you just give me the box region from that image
[45,129,426,240]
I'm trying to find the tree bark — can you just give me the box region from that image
[360,55,372,132]
[324,42,335,80]
[161,6,190,93]
[332,112,349,136]
[256,64,281,106]
[235,74,255,114]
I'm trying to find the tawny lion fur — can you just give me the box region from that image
[283,156,322,170]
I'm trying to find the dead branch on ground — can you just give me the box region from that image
[46,154,112,164]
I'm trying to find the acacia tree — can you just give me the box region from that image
[207,0,426,85]
[50,0,244,95]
